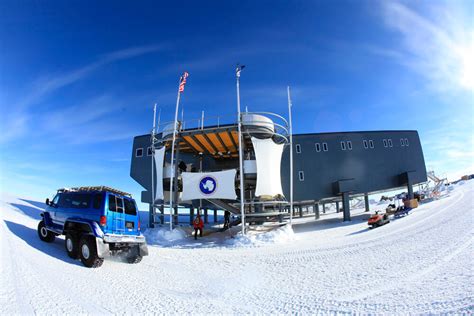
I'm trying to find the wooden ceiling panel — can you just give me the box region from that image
[195,134,215,154]
[183,135,204,153]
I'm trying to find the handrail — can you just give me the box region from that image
[152,110,291,146]
[155,111,289,132]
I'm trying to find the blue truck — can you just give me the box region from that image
[38,186,148,268]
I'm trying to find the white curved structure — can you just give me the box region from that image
[241,113,275,133]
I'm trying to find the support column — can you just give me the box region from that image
[336,201,340,213]
[314,202,320,220]
[149,204,154,228]
[323,203,326,214]
[213,210,217,223]
[173,205,179,225]
[190,206,194,226]
[364,193,370,212]
[342,192,351,222]
[204,208,209,224]
[172,143,181,227]
[407,181,414,200]
[159,204,164,224]
[299,206,303,217]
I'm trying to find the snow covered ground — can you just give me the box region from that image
[1,182,473,314]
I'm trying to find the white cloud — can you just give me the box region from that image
[379,1,474,92]
[0,44,166,145]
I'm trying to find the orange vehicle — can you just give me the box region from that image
[368,211,390,228]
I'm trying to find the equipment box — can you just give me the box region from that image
[403,199,419,208]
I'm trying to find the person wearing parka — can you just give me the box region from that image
[193,213,204,240]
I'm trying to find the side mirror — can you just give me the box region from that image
[45,198,50,206]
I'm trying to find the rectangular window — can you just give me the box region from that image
[363,140,368,149]
[296,144,301,154]
[108,195,116,212]
[369,140,374,148]
[315,143,321,152]
[58,193,90,209]
[347,141,352,150]
[93,194,102,209]
[124,199,137,216]
[298,171,304,181]
[388,139,393,147]
[340,141,346,150]
[323,142,328,151]
[405,138,409,146]
[383,139,388,147]
[136,148,143,157]
[400,138,405,146]
[147,147,152,156]
[108,195,124,213]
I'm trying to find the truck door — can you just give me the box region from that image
[108,194,125,234]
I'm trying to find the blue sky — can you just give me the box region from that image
[1,0,473,207]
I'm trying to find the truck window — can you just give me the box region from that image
[58,193,90,209]
[58,193,71,208]
[108,195,125,213]
[93,194,102,209]
[108,195,116,212]
[52,194,60,205]
[124,199,137,216]
[70,194,90,208]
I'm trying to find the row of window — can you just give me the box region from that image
[295,138,410,154]
[297,143,329,154]
[136,138,411,158]
[135,147,153,157]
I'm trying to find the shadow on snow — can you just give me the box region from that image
[3,220,84,267]
[11,202,44,220]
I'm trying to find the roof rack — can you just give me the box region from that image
[57,186,132,197]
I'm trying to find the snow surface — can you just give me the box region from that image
[1,182,473,314]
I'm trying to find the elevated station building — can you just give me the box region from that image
[130,112,427,228]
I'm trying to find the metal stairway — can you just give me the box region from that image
[205,199,240,214]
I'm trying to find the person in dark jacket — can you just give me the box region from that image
[223,210,231,229]
[193,213,204,240]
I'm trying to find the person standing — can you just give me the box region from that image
[223,210,231,229]
[193,213,204,240]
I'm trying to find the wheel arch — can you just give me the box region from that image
[64,219,104,238]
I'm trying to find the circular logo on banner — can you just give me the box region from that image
[199,176,217,195]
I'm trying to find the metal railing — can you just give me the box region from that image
[152,111,290,144]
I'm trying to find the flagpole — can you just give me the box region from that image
[169,79,182,231]
[236,65,246,235]
[287,87,294,225]
[150,103,157,228]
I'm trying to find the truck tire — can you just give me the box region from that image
[38,220,55,242]
[126,255,143,264]
[79,235,104,268]
[65,233,79,259]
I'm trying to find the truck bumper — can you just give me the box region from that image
[103,234,146,244]
[102,234,149,257]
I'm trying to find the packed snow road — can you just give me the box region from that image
[1,182,473,314]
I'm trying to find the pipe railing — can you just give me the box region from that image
[152,111,290,145]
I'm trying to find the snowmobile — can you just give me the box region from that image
[368,211,390,228]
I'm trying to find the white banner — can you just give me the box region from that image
[181,169,237,200]
[251,137,285,198]
[153,147,166,201]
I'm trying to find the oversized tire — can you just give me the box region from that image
[38,220,55,242]
[79,235,104,268]
[126,255,143,264]
[65,233,79,259]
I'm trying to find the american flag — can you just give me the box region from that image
[179,71,189,92]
